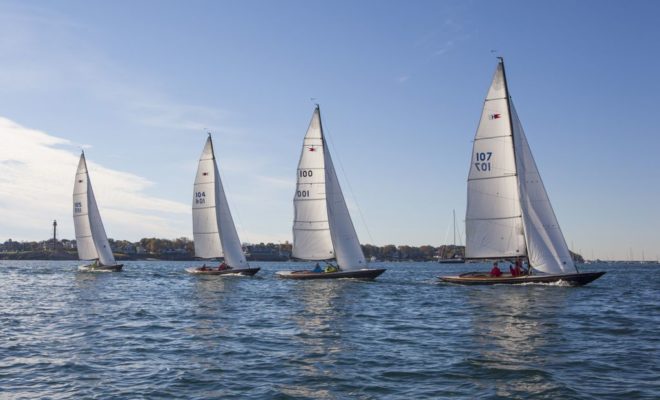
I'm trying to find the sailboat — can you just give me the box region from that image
[73,151,123,272]
[185,134,260,276]
[440,58,605,286]
[438,209,465,263]
[277,106,386,280]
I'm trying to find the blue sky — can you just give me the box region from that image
[0,0,658,260]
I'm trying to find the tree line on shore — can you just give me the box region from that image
[0,237,584,263]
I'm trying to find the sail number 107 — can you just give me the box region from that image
[475,152,493,172]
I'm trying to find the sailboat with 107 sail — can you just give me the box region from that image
[73,152,123,272]
[439,59,604,286]
[185,134,260,276]
[277,106,386,280]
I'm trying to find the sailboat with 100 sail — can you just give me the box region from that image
[277,106,386,280]
[73,151,123,272]
[440,58,604,286]
[185,134,260,276]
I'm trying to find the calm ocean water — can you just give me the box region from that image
[0,261,658,399]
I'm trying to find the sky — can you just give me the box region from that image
[0,0,658,260]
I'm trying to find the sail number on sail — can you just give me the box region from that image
[74,202,82,213]
[474,152,493,172]
[194,191,206,204]
[299,170,313,177]
[296,190,310,198]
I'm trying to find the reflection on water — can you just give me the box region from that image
[278,280,346,399]
[466,286,571,397]
[1,261,657,399]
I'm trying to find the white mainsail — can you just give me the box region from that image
[466,61,526,259]
[466,59,576,275]
[72,152,116,266]
[292,106,367,270]
[192,135,248,268]
[292,107,335,260]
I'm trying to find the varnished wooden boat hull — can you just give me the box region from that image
[276,268,386,280]
[78,264,123,272]
[185,267,261,276]
[439,271,605,286]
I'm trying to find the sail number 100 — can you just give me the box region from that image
[474,152,493,171]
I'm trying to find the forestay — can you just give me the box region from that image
[466,61,526,259]
[72,153,116,266]
[192,136,248,268]
[292,107,335,260]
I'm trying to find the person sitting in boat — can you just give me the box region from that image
[324,264,339,273]
[513,259,524,276]
[490,262,502,277]
[218,262,231,271]
[312,263,323,273]
[509,264,518,277]
[199,263,208,271]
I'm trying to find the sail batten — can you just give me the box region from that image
[72,153,116,266]
[192,136,248,268]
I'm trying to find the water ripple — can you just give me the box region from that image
[0,261,658,399]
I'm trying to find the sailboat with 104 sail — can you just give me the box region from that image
[185,134,260,276]
[440,58,604,286]
[277,105,386,280]
[73,152,123,272]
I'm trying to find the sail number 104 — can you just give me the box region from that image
[474,152,493,171]
[195,191,206,204]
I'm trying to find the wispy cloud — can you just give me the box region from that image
[0,4,233,136]
[0,117,189,241]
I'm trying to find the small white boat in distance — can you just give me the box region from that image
[186,134,260,276]
[277,105,385,280]
[73,152,122,272]
[439,58,604,286]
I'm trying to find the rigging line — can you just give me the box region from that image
[322,119,375,245]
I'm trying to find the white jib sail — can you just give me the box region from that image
[292,107,335,260]
[72,153,116,266]
[511,103,576,274]
[466,61,526,259]
[192,136,248,268]
[323,135,367,270]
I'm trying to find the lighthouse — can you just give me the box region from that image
[52,220,58,250]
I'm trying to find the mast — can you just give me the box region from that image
[465,58,527,260]
[73,152,115,266]
[499,56,532,266]
[192,134,248,267]
[292,105,334,261]
[452,209,456,247]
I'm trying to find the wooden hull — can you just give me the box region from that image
[78,264,123,272]
[276,268,386,280]
[439,271,605,286]
[185,267,260,276]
